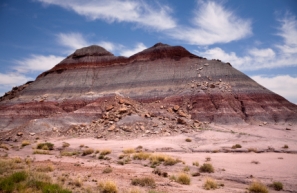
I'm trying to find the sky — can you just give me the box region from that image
[0,0,297,103]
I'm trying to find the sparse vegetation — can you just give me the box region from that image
[185,138,192,142]
[199,163,214,173]
[133,152,151,160]
[192,161,199,167]
[131,177,156,188]
[62,142,70,148]
[33,149,50,154]
[82,148,94,156]
[282,144,289,149]
[123,148,135,154]
[100,149,112,156]
[248,181,268,193]
[21,140,31,147]
[98,180,118,193]
[36,164,54,172]
[103,167,113,174]
[231,144,242,149]
[0,143,9,150]
[149,154,181,166]
[176,173,191,185]
[60,151,79,156]
[203,177,218,190]
[205,157,211,162]
[248,148,258,153]
[183,166,190,172]
[271,181,283,191]
[36,142,54,150]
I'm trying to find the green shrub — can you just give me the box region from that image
[0,171,27,192]
[199,163,214,173]
[272,181,283,191]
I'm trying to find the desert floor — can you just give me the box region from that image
[0,123,296,193]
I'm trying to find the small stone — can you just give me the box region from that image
[204,63,209,66]
[198,74,201,78]
[96,135,103,139]
[263,122,267,125]
[145,130,150,134]
[29,133,35,136]
[145,113,151,118]
[17,132,23,136]
[173,105,180,111]
[105,105,114,111]
[107,125,116,131]
[177,118,187,125]
[118,107,128,114]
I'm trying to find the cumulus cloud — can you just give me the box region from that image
[195,14,297,70]
[251,75,297,104]
[120,43,147,57]
[0,73,33,96]
[168,1,252,45]
[57,33,89,51]
[14,55,64,73]
[37,0,176,31]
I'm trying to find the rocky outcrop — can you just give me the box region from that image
[0,43,296,136]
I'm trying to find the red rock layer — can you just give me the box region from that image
[0,43,296,133]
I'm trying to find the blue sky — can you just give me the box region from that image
[0,0,296,103]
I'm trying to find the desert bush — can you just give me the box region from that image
[231,144,242,149]
[150,154,180,166]
[131,177,156,188]
[282,144,289,149]
[152,168,168,177]
[33,150,50,154]
[176,173,191,185]
[205,157,211,162]
[62,142,70,148]
[103,167,113,174]
[199,163,214,173]
[248,181,268,193]
[98,180,118,193]
[192,161,199,167]
[185,138,192,142]
[123,148,135,154]
[36,142,54,150]
[271,181,283,191]
[100,149,112,156]
[203,177,217,190]
[183,166,190,172]
[73,177,83,187]
[21,140,31,147]
[36,164,54,172]
[82,148,94,156]
[60,151,79,156]
[133,152,151,160]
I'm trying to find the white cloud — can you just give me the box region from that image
[37,0,176,31]
[168,1,252,45]
[120,43,147,57]
[57,32,89,51]
[14,55,64,73]
[194,14,297,70]
[251,75,297,104]
[0,73,33,96]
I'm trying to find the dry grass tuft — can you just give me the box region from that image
[282,144,289,149]
[203,177,218,190]
[176,173,191,185]
[21,140,31,147]
[60,151,79,156]
[36,164,54,172]
[82,148,94,156]
[149,154,180,166]
[62,142,70,148]
[199,163,214,173]
[231,144,242,149]
[98,180,118,193]
[131,177,156,188]
[123,148,136,154]
[248,181,268,193]
[133,152,151,160]
[33,150,50,154]
[100,149,112,156]
[271,181,283,191]
[103,167,113,174]
[192,161,199,167]
[36,142,54,150]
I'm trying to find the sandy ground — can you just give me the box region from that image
[1,123,296,193]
